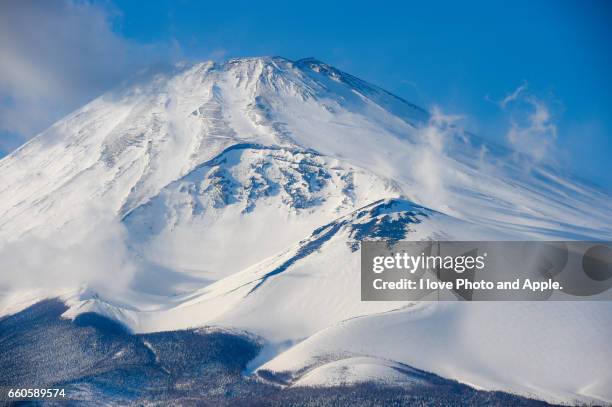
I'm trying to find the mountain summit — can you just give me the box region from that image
[1,56,610,241]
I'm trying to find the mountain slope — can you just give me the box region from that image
[59,197,611,404]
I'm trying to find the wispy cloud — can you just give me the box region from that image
[491,82,558,161]
[0,0,173,153]
[0,207,139,295]
[498,81,528,109]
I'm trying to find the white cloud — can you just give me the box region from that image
[495,83,558,161]
[499,81,528,108]
[0,0,171,152]
[0,207,139,294]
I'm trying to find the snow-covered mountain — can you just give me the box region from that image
[1,56,611,404]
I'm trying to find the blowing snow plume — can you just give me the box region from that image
[411,107,465,212]
[0,206,138,302]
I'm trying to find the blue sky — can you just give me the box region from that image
[1,0,610,189]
